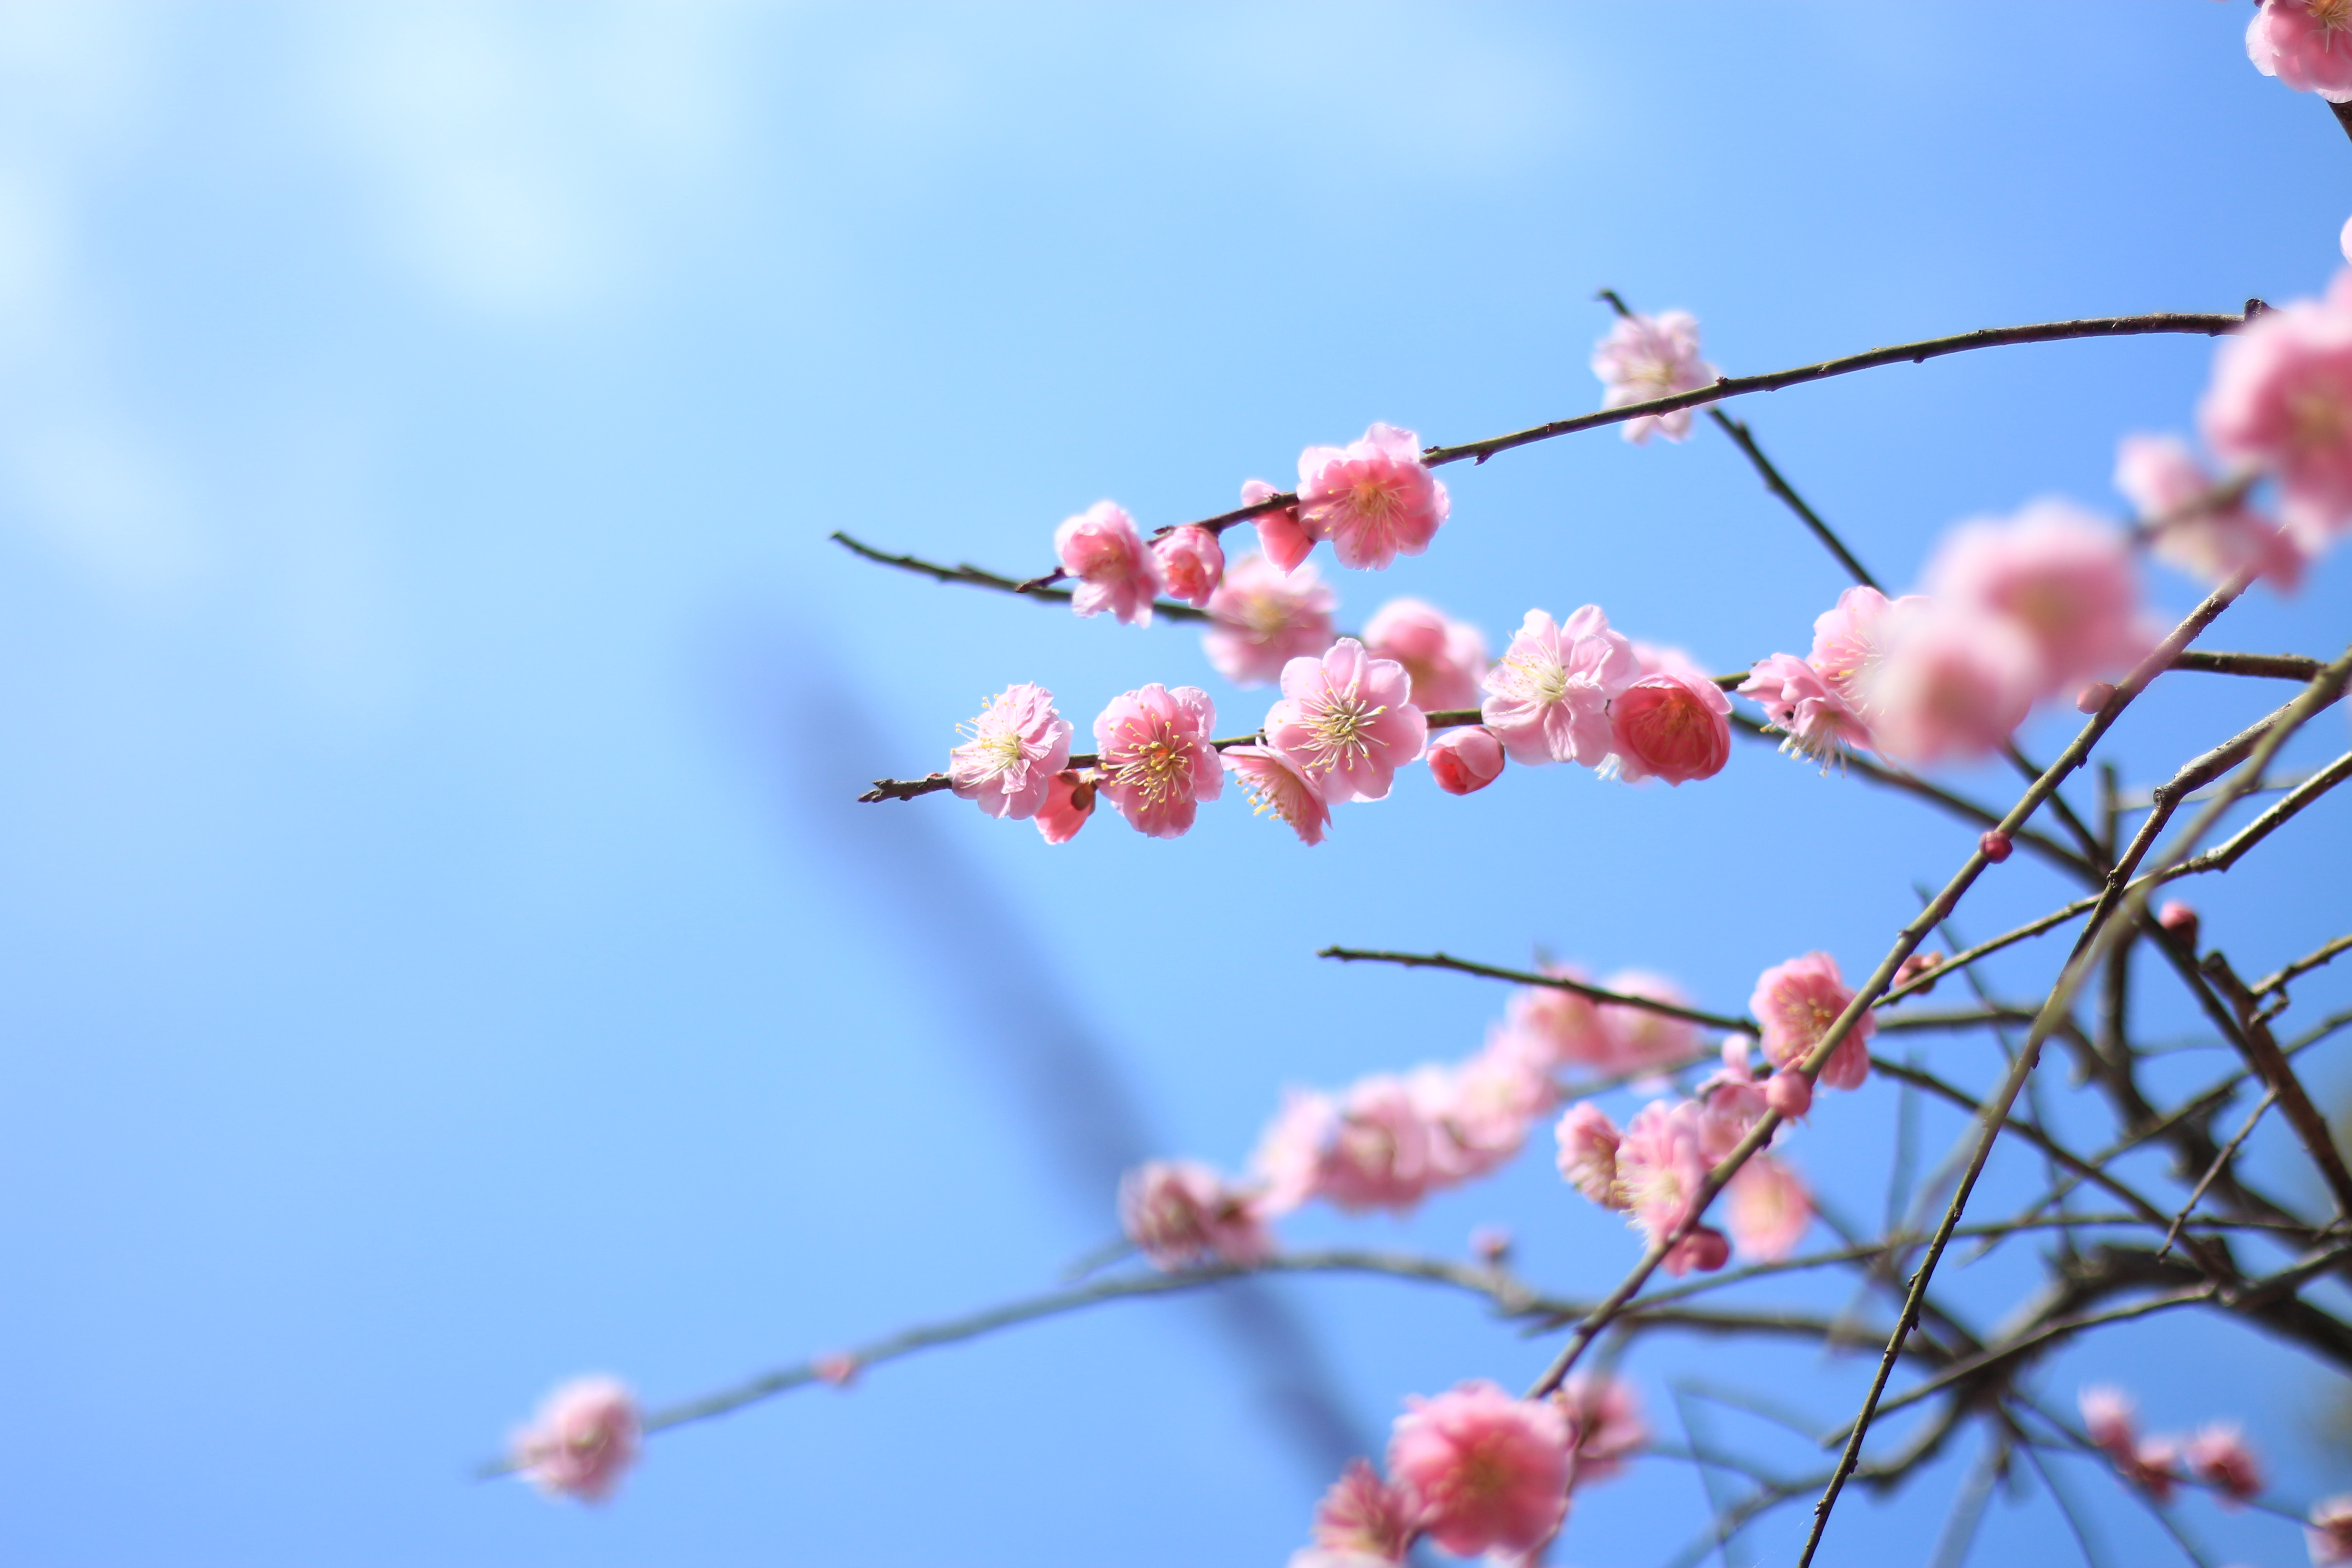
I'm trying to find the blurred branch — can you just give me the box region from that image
[1317,946,1752,1032]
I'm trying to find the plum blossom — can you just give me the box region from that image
[1256,1077,1442,1215]
[1860,599,2042,766]
[1694,1038,1770,1154]
[1594,972,1702,1074]
[2310,1494,2352,1564]
[1726,1153,1812,1259]
[1117,1160,1275,1269]
[1924,500,2160,697]
[1252,1090,1336,1216]
[1616,1099,1731,1275]
[1738,652,1874,770]
[1752,952,1875,1092]
[1592,310,1717,443]
[1557,1373,1646,1488]
[1808,584,1928,713]
[2186,1422,2263,1504]
[1497,968,1608,1071]
[1307,1459,1420,1565]
[512,1377,642,1504]
[1203,552,1338,686]
[1034,771,1095,843]
[2080,1385,2137,1460]
[2114,432,2303,591]
[1295,423,1450,570]
[1093,685,1222,838]
[1243,478,1314,573]
[1054,500,1162,625]
[1426,725,1506,794]
[1364,598,1488,710]
[1265,638,1428,804]
[1609,670,1732,785]
[1387,1382,1572,1558]
[2127,1435,2181,1502]
[1418,1048,1557,1185]
[1482,607,1641,766]
[2248,0,2352,102]
[949,684,1073,819]
[2343,212,2352,266]
[1224,745,1333,845]
[2202,271,2352,547]
[1151,524,1225,607]
[1555,1101,1626,1208]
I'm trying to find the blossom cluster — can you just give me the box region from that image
[2077,1385,2264,1507]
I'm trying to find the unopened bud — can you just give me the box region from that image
[1470,1225,1514,1266]
[1894,951,1943,996]
[2076,681,2116,715]
[1764,1070,1814,1120]
[1980,829,2013,863]
[2158,900,2200,951]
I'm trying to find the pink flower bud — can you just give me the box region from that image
[1470,1225,1513,1265]
[2159,899,2200,951]
[1662,1225,1730,1276]
[1151,524,1225,608]
[1242,479,1314,573]
[2185,1421,2262,1504]
[2075,681,2116,714]
[1764,1070,1813,1120]
[1979,829,2013,863]
[1892,951,1943,996]
[1427,725,1506,794]
[1034,771,1095,844]
[1608,671,1733,785]
[511,1377,642,1504]
[2310,1494,2352,1565]
[813,1352,861,1388]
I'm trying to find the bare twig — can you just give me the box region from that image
[1316,946,1751,1032]
[2157,1087,2278,1261]
[2200,951,2352,1216]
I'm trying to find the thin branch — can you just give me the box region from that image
[2200,950,2352,1216]
[830,530,1208,623]
[1316,946,1752,1032]
[1707,410,1882,590]
[2168,650,2329,681]
[1881,895,2099,1005]
[2157,1087,2278,1261]
[2257,931,2352,1004]
[2011,1437,2112,1568]
[1877,1004,2043,1034]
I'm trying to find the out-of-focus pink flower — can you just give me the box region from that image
[1666,1226,1730,1275]
[1592,310,1717,444]
[1252,1090,1336,1216]
[1751,952,1875,1092]
[1118,1159,1276,1270]
[949,683,1073,820]
[1694,1037,1769,1159]
[1594,971,1701,1075]
[1496,968,1608,1071]
[1470,1225,1514,1265]
[1555,1101,1626,1208]
[1419,1048,1557,1185]
[1558,1373,1646,1488]
[1892,951,1942,995]
[2159,899,2202,951]
[1034,771,1095,843]
[1387,1382,1572,1558]
[1925,501,2160,697]
[512,1376,642,1504]
[1364,598,1487,710]
[2342,213,2352,265]
[1726,1153,1812,1260]
[1764,1069,1813,1121]
[1295,423,1450,570]
[2186,1422,2263,1504]
[1054,500,1162,625]
[2080,1385,2137,1460]
[1243,479,1316,574]
[2076,681,2116,715]
[1739,652,1875,770]
[2114,433,2305,591]
[1093,684,1222,838]
[2127,1434,2181,1502]
[2248,0,2352,101]
[1632,641,1712,686]
[1308,1459,1421,1564]
[1204,552,1338,686]
[2309,1494,2352,1563]
[1426,725,1506,794]
[1808,584,1926,709]
[1285,1550,1406,1568]
[1482,607,1641,766]
[1223,745,1333,845]
[1265,637,1428,804]
[813,1352,860,1388]
[1861,599,2042,766]
[1609,671,1733,785]
[1311,1075,1444,1214]
[1152,524,1225,607]
[2202,273,2352,548]
[1617,1099,1729,1274]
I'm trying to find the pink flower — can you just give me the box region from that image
[2248,0,2352,101]
[2310,1494,2352,1564]
[1665,1225,1730,1276]
[1152,524,1225,607]
[1694,1037,1769,1157]
[2128,1435,2181,1503]
[1859,599,2042,766]
[1726,1153,1812,1260]
[812,1352,860,1388]
[2079,1386,2138,1460]
[1295,423,1450,570]
[1739,653,1874,770]
[1482,607,1641,766]
[1259,1076,1444,1215]
[1426,725,1506,794]
[1203,552,1338,686]
[1497,967,1608,1071]
[1592,310,1717,444]
[1265,637,1428,804]
[1054,500,1162,626]
[2202,272,2352,546]
[1244,479,1315,574]
[1751,952,1875,1092]
[1223,745,1333,845]
[1364,598,1488,710]
[512,1376,642,1504]
[1808,585,1929,712]
[1309,1459,1420,1564]
[1387,1382,1572,1558]
[2185,1421,2263,1504]
[2113,433,2304,591]
[1118,1159,1276,1270]
[1593,971,1702,1075]
[1892,951,1943,996]
[1555,1101,1626,1209]
[1418,1048,1556,1184]
[1924,501,2160,697]
[1616,1099,1730,1275]
[1092,684,1223,838]
[1252,1090,1336,1216]
[1034,771,1095,843]
[1557,1373,1646,1488]
[949,683,1073,819]
[2343,212,2352,265]
[1609,670,1732,785]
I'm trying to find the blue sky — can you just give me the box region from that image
[0,4,2347,1564]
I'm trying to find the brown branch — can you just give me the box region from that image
[2256,932,2352,1004]
[2157,1087,2277,1261]
[2168,650,2329,681]
[830,529,1211,621]
[1317,946,1752,1032]
[2200,951,2352,1216]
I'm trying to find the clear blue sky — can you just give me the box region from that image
[0,5,2346,1564]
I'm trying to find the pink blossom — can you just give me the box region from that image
[1308,1459,1420,1564]
[2113,433,2304,591]
[1092,684,1222,838]
[1497,968,1608,1072]
[1666,1225,1731,1275]
[1694,1037,1769,1157]
[2202,272,2352,546]
[2248,0,2352,102]
[1632,641,1712,686]
[1118,1159,1276,1270]
[1726,1153,1812,1260]
[1616,1099,1729,1275]
[1364,598,1488,710]
[1419,1047,1557,1184]
[2079,1385,2138,1460]
[2076,681,2116,715]
[1262,1076,1443,1215]
[2127,1434,2180,1503]
[1592,310,1717,444]
[1764,1069,1813,1121]
[2309,1494,2352,1564]
[1054,500,1162,626]
[1426,725,1506,794]
[1610,671,1733,785]
[1751,952,1875,1092]
[1924,501,2160,696]
[1252,1090,1336,1216]
[1034,771,1095,843]
[512,1376,642,1504]
[1808,585,1930,714]
[813,1352,860,1388]
[1860,599,2042,766]
[1594,971,1702,1075]
[949,683,1073,820]
[1482,607,1641,766]
[1558,1373,1646,1488]
[1265,637,1428,804]
[1738,652,1875,770]
[1224,745,1333,845]
[1151,524,1225,607]
[1203,552,1338,687]
[1387,1382,1572,1558]
[1295,423,1450,570]
[2343,213,2352,265]
[1555,1101,1626,1209]
[2159,899,2202,950]
[2186,1421,2263,1504]
[1243,479,1315,574]
[1892,951,1943,996]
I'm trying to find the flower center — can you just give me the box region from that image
[1500,645,1568,706]
[1111,725,1191,803]
[1294,689,1384,774]
[2318,0,2352,33]
[2288,381,2352,455]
